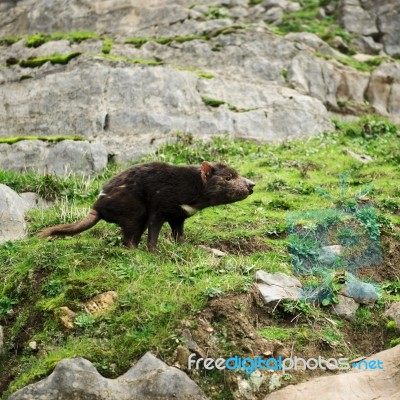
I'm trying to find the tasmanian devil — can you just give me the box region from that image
[37,161,255,252]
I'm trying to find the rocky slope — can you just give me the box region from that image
[0,0,399,162]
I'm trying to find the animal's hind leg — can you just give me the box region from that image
[121,217,147,249]
[168,218,185,243]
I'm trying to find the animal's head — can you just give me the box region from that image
[201,161,255,205]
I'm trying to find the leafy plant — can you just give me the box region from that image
[281,299,314,315]
[74,313,96,328]
[203,287,224,298]
[0,296,17,317]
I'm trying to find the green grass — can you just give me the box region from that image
[258,326,294,341]
[273,0,353,44]
[316,52,388,73]
[1,115,400,398]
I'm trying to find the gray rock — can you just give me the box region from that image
[376,2,400,57]
[317,7,326,19]
[343,148,373,163]
[338,0,400,57]
[385,302,400,332]
[288,52,339,107]
[264,344,400,399]
[339,0,379,36]
[0,184,27,244]
[330,36,349,53]
[350,36,383,55]
[285,2,301,12]
[19,192,52,211]
[262,0,287,10]
[255,270,302,304]
[0,140,107,177]
[285,32,342,57]
[330,294,359,321]
[263,7,283,24]
[344,274,379,305]
[46,141,108,177]
[318,245,343,265]
[9,352,208,400]
[336,68,370,105]
[366,62,400,117]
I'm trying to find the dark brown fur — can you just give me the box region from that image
[37,161,255,252]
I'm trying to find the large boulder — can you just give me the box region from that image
[9,352,208,400]
[338,0,400,57]
[264,344,400,400]
[0,140,108,176]
[0,58,333,163]
[366,62,400,116]
[0,184,27,243]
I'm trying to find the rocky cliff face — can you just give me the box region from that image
[0,0,399,162]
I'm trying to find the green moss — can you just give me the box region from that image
[0,35,24,46]
[316,52,388,73]
[100,53,163,66]
[196,71,214,79]
[102,38,113,55]
[19,52,81,68]
[281,68,288,82]
[387,320,397,331]
[25,31,100,48]
[201,96,226,107]
[173,66,214,79]
[25,33,52,48]
[124,35,207,48]
[0,135,85,144]
[204,5,228,19]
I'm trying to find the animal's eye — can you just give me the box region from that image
[225,176,232,181]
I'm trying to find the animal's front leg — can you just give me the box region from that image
[147,213,165,252]
[168,218,185,243]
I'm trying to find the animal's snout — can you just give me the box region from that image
[244,178,255,193]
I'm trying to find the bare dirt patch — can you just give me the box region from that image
[210,237,271,255]
[174,286,395,399]
[358,234,400,282]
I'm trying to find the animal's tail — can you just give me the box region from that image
[37,209,101,238]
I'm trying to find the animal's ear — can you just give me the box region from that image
[201,161,214,183]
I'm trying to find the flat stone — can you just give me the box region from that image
[256,271,302,304]
[330,294,359,321]
[264,345,400,399]
[9,353,209,399]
